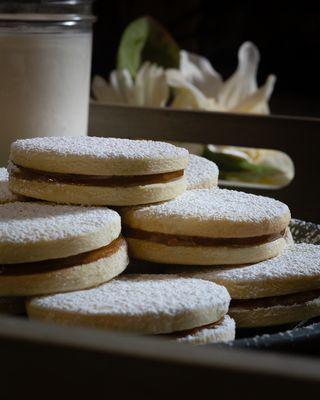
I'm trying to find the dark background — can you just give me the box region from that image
[91,1,320,117]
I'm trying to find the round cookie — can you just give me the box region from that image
[169,243,320,299]
[168,315,235,345]
[173,244,320,327]
[122,188,291,265]
[127,227,293,275]
[230,289,320,328]
[0,167,22,203]
[0,202,128,296]
[9,137,189,206]
[27,275,231,335]
[185,155,218,190]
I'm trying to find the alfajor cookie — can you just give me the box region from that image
[173,244,320,327]
[0,167,23,204]
[185,155,219,190]
[27,275,233,344]
[230,289,320,328]
[9,137,189,206]
[0,202,128,296]
[121,188,291,265]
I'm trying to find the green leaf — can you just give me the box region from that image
[203,147,249,172]
[203,146,282,183]
[117,16,180,77]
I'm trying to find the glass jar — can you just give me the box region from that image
[0,1,95,164]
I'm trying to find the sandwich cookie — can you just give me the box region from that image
[0,167,23,204]
[9,137,188,206]
[121,188,291,265]
[126,226,294,275]
[185,155,219,190]
[0,202,128,296]
[173,244,320,327]
[27,275,233,344]
[230,289,320,328]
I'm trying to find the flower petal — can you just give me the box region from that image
[134,62,169,107]
[218,41,260,109]
[167,70,220,110]
[148,66,170,107]
[231,74,276,114]
[110,69,135,104]
[91,75,122,104]
[180,50,223,98]
[167,69,209,109]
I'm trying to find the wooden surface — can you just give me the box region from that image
[1,314,320,397]
[89,103,319,222]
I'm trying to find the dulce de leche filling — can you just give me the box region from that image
[123,226,286,247]
[231,288,320,309]
[10,163,184,187]
[159,318,223,338]
[0,236,124,276]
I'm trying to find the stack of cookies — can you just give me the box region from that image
[120,187,320,329]
[1,135,319,342]
[0,136,232,344]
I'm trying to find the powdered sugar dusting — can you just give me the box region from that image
[185,155,218,190]
[31,274,230,317]
[11,137,188,161]
[208,244,320,281]
[127,188,289,225]
[0,202,120,245]
[0,168,19,203]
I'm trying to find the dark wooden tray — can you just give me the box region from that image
[1,106,320,396]
[89,103,320,223]
[2,312,320,397]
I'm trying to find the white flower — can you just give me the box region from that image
[92,62,169,107]
[167,41,276,114]
[92,42,275,114]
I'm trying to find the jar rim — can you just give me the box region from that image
[0,1,94,20]
[0,13,95,22]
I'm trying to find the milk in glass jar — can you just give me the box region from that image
[0,1,94,164]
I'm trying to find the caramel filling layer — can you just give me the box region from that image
[11,163,184,187]
[231,288,320,309]
[0,236,124,276]
[123,226,285,247]
[160,319,223,338]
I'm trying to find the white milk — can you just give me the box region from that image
[0,31,92,164]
